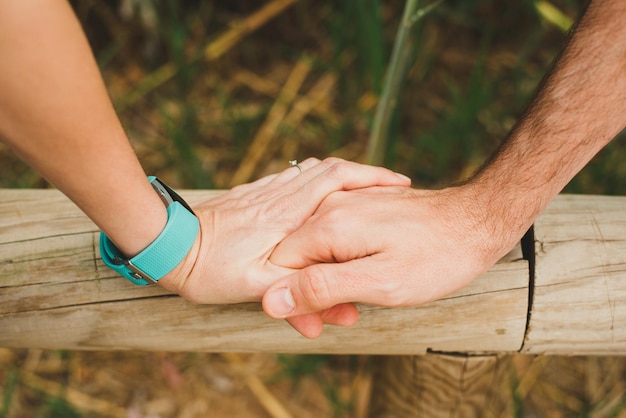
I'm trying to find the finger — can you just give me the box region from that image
[319,303,360,326]
[226,158,320,194]
[263,258,389,318]
[297,157,411,191]
[227,159,410,226]
[248,172,279,188]
[270,191,376,268]
[285,314,323,339]
[269,157,321,184]
[265,159,410,228]
[270,219,333,268]
[244,172,284,187]
[284,159,410,210]
[223,158,321,201]
[294,157,322,170]
[285,303,360,338]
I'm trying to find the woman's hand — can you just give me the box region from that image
[158,158,411,334]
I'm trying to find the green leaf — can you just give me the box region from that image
[535,1,574,33]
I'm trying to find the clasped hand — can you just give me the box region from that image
[157,158,411,336]
[160,158,511,339]
[264,184,514,338]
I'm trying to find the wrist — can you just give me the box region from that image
[153,230,201,294]
[114,198,168,258]
[459,176,536,264]
[99,177,200,286]
[86,170,169,259]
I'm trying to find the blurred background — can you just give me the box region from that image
[1,0,626,417]
[2,0,625,192]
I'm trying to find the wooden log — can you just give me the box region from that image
[367,354,514,418]
[0,188,528,353]
[522,194,626,354]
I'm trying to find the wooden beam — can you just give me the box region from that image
[0,188,528,353]
[367,354,514,417]
[5,190,626,354]
[522,194,626,354]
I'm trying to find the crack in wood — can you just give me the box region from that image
[520,226,535,353]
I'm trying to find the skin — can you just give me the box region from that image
[0,1,412,334]
[265,0,626,338]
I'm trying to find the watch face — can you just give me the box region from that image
[151,178,175,207]
[150,178,195,214]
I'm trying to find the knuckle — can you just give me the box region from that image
[301,157,321,166]
[324,160,349,183]
[322,157,345,167]
[322,203,348,226]
[299,267,334,309]
[378,280,410,307]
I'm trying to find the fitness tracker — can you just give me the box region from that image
[99,177,200,285]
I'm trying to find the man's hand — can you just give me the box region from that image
[261,0,626,339]
[263,184,523,338]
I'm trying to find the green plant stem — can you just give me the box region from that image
[0,369,18,418]
[365,0,440,166]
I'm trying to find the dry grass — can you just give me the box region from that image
[0,350,368,418]
[1,349,625,417]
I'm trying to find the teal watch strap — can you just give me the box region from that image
[99,177,200,285]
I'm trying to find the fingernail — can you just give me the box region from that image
[266,287,295,318]
[395,172,412,183]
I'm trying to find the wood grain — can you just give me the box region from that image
[368,354,514,418]
[0,188,528,354]
[522,194,626,354]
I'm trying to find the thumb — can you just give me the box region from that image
[262,260,374,318]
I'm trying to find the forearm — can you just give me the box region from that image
[0,1,166,256]
[472,0,626,254]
